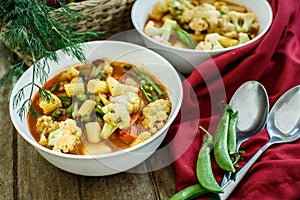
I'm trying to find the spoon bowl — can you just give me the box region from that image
[266,86,300,143]
[221,81,269,185]
[229,81,269,149]
[218,85,300,199]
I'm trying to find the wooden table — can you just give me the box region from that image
[0,43,177,200]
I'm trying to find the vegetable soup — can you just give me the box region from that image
[144,0,260,50]
[28,57,171,155]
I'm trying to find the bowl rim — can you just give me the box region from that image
[9,40,183,160]
[131,0,273,53]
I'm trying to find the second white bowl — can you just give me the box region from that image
[131,0,273,74]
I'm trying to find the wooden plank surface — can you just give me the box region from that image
[0,43,177,200]
[0,42,15,200]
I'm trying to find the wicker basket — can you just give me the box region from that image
[59,0,136,38]
[1,0,136,65]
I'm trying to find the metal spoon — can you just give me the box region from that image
[221,81,269,185]
[218,85,300,199]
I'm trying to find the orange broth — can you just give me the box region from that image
[28,59,170,155]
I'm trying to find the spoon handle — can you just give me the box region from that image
[217,142,271,199]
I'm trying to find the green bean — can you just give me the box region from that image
[228,111,238,154]
[174,27,196,49]
[219,10,225,15]
[124,64,133,70]
[66,101,78,117]
[132,67,164,96]
[169,184,208,200]
[140,83,155,102]
[49,83,58,93]
[197,126,223,193]
[76,93,88,102]
[214,105,236,173]
[95,102,105,117]
[80,114,92,123]
[51,108,63,119]
[147,79,162,95]
[58,96,72,107]
[95,72,105,80]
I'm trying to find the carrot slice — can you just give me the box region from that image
[119,133,136,144]
[130,114,138,126]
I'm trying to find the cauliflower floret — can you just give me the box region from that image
[110,95,134,114]
[195,33,224,50]
[110,92,141,114]
[219,15,236,33]
[36,115,59,146]
[189,17,208,34]
[193,3,221,30]
[38,134,48,146]
[125,92,141,113]
[102,103,131,129]
[228,11,257,33]
[141,99,171,133]
[168,0,194,18]
[106,77,139,96]
[50,133,78,153]
[180,9,194,23]
[144,19,177,45]
[59,119,82,134]
[144,20,162,37]
[47,119,82,153]
[36,115,59,134]
[195,41,212,50]
[238,32,250,44]
[177,3,220,34]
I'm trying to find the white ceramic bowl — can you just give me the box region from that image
[131,0,273,74]
[9,41,183,176]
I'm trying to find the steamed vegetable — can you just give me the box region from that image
[197,127,223,193]
[144,19,177,45]
[144,0,259,50]
[30,58,171,155]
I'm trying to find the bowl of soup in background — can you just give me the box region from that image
[131,0,273,74]
[9,41,183,176]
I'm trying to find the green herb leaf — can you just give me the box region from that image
[0,0,104,119]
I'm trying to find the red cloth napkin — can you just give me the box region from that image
[165,0,300,199]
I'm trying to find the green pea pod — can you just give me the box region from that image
[174,27,196,49]
[197,127,223,193]
[214,106,236,173]
[228,111,238,153]
[169,184,208,200]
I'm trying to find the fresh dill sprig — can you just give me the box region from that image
[0,0,104,119]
